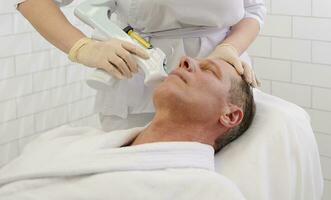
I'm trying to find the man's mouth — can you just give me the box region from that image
[169,71,187,84]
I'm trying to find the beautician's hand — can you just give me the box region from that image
[207,43,260,87]
[68,37,149,79]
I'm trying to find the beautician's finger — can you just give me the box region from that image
[229,57,244,75]
[251,70,258,88]
[116,49,138,73]
[251,68,261,87]
[242,61,253,84]
[102,61,125,80]
[255,73,262,87]
[122,41,150,59]
[110,56,132,78]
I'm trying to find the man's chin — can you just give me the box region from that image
[154,82,174,97]
[153,82,184,105]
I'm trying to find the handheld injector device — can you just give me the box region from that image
[74,0,168,90]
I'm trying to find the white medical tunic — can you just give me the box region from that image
[94,0,266,125]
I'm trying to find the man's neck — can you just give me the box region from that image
[131,115,216,147]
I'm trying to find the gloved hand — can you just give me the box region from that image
[68,37,149,79]
[207,43,260,87]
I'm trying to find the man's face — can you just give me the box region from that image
[153,56,242,124]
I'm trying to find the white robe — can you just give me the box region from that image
[0,126,245,200]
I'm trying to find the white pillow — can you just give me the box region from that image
[215,89,323,200]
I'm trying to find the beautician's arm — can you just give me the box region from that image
[208,18,260,86]
[222,18,260,55]
[208,0,265,87]
[18,0,148,79]
[18,0,85,53]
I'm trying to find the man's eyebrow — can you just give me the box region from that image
[204,59,222,79]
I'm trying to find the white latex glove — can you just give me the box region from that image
[207,43,260,87]
[68,37,149,79]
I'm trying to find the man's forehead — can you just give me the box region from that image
[208,58,240,78]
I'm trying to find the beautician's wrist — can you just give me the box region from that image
[64,31,85,50]
[218,43,239,55]
[68,37,93,62]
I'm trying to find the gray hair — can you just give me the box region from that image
[214,77,256,153]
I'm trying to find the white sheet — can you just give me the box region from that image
[0,126,245,200]
[215,89,323,200]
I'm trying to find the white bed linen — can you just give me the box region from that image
[215,89,323,200]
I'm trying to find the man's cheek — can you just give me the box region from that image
[196,79,219,92]
[193,76,209,86]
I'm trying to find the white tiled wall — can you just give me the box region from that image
[0,0,99,166]
[0,0,330,198]
[248,0,331,199]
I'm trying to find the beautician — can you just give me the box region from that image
[16,0,266,131]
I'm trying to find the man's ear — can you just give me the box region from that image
[219,105,243,128]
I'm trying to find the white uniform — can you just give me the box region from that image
[15,0,266,131]
[96,0,266,131]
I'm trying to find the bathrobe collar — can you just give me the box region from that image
[0,126,215,186]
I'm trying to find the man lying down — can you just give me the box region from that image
[0,56,255,200]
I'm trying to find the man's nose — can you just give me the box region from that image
[179,56,198,72]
